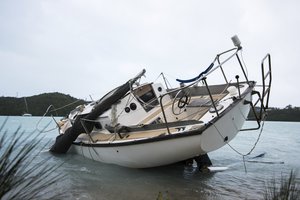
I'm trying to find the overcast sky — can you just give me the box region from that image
[0,0,299,108]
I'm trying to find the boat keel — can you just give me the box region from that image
[184,154,212,171]
[194,154,212,171]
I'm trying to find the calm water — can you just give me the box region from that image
[1,116,299,200]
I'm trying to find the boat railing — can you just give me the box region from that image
[253,54,272,118]
[158,44,250,134]
[202,77,220,117]
[240,53,272,131]
[260,54,272,111]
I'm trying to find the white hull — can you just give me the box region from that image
[70,93,251,168]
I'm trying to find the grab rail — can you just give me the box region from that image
[158,45,261,134]
[241,53,272,131]
[261,54,272,110]
[175,47,240,85]
[202,77,220,117]
[253,54,272,118]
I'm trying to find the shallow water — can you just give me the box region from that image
[1,116,299,199]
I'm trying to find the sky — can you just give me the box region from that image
[0,0,299,108]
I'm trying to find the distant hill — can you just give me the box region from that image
[0,92,86,116]
[1,92,299,121]
[248,105,300,122]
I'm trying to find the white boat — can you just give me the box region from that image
[22,97,32,116]
[50,36,272,168]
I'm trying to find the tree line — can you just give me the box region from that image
[248,105,300,122]
[1,93,300,121]
[0,92,85,117]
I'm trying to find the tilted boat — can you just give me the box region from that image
[50,36,272,168]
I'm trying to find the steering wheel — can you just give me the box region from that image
[172,90,191,115]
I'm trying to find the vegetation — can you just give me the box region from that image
[0,119,65,199]
[264,105,300,122]
[248,105,300,122]
[264,170,300,200]
[0,92,85,116]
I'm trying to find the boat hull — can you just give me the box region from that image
[70,93,251,168]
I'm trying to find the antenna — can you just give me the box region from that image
[231,35,242,49]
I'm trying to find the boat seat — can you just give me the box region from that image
[187,98,212,107]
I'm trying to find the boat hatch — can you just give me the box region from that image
[133,84,159,112]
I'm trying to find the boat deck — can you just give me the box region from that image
[79,119,205,144]
[75,82,251,144]
[77,93,228,143]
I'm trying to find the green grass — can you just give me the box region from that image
[0,118,65,199]
[264,170,300,200]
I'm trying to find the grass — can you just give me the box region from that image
[264,170,300,200]
[0,118,65,200]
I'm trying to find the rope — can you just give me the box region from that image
[79,118,119,142]
[80,118,95,143]
[35,99,83,134]
[115,93,135,120]
[35,105,58,133]
[154,73,174,89]
[213,114,267,173]
[48,99,83,112]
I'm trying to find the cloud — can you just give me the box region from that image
[0,0,299,107]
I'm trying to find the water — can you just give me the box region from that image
[1,116,299,200]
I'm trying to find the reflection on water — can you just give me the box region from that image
[1,117,299,200]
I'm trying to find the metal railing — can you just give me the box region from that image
[158,46,252,134]
[240,53,272,131]
[261,54,272,110]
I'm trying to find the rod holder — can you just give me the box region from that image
[235,75,241,98]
